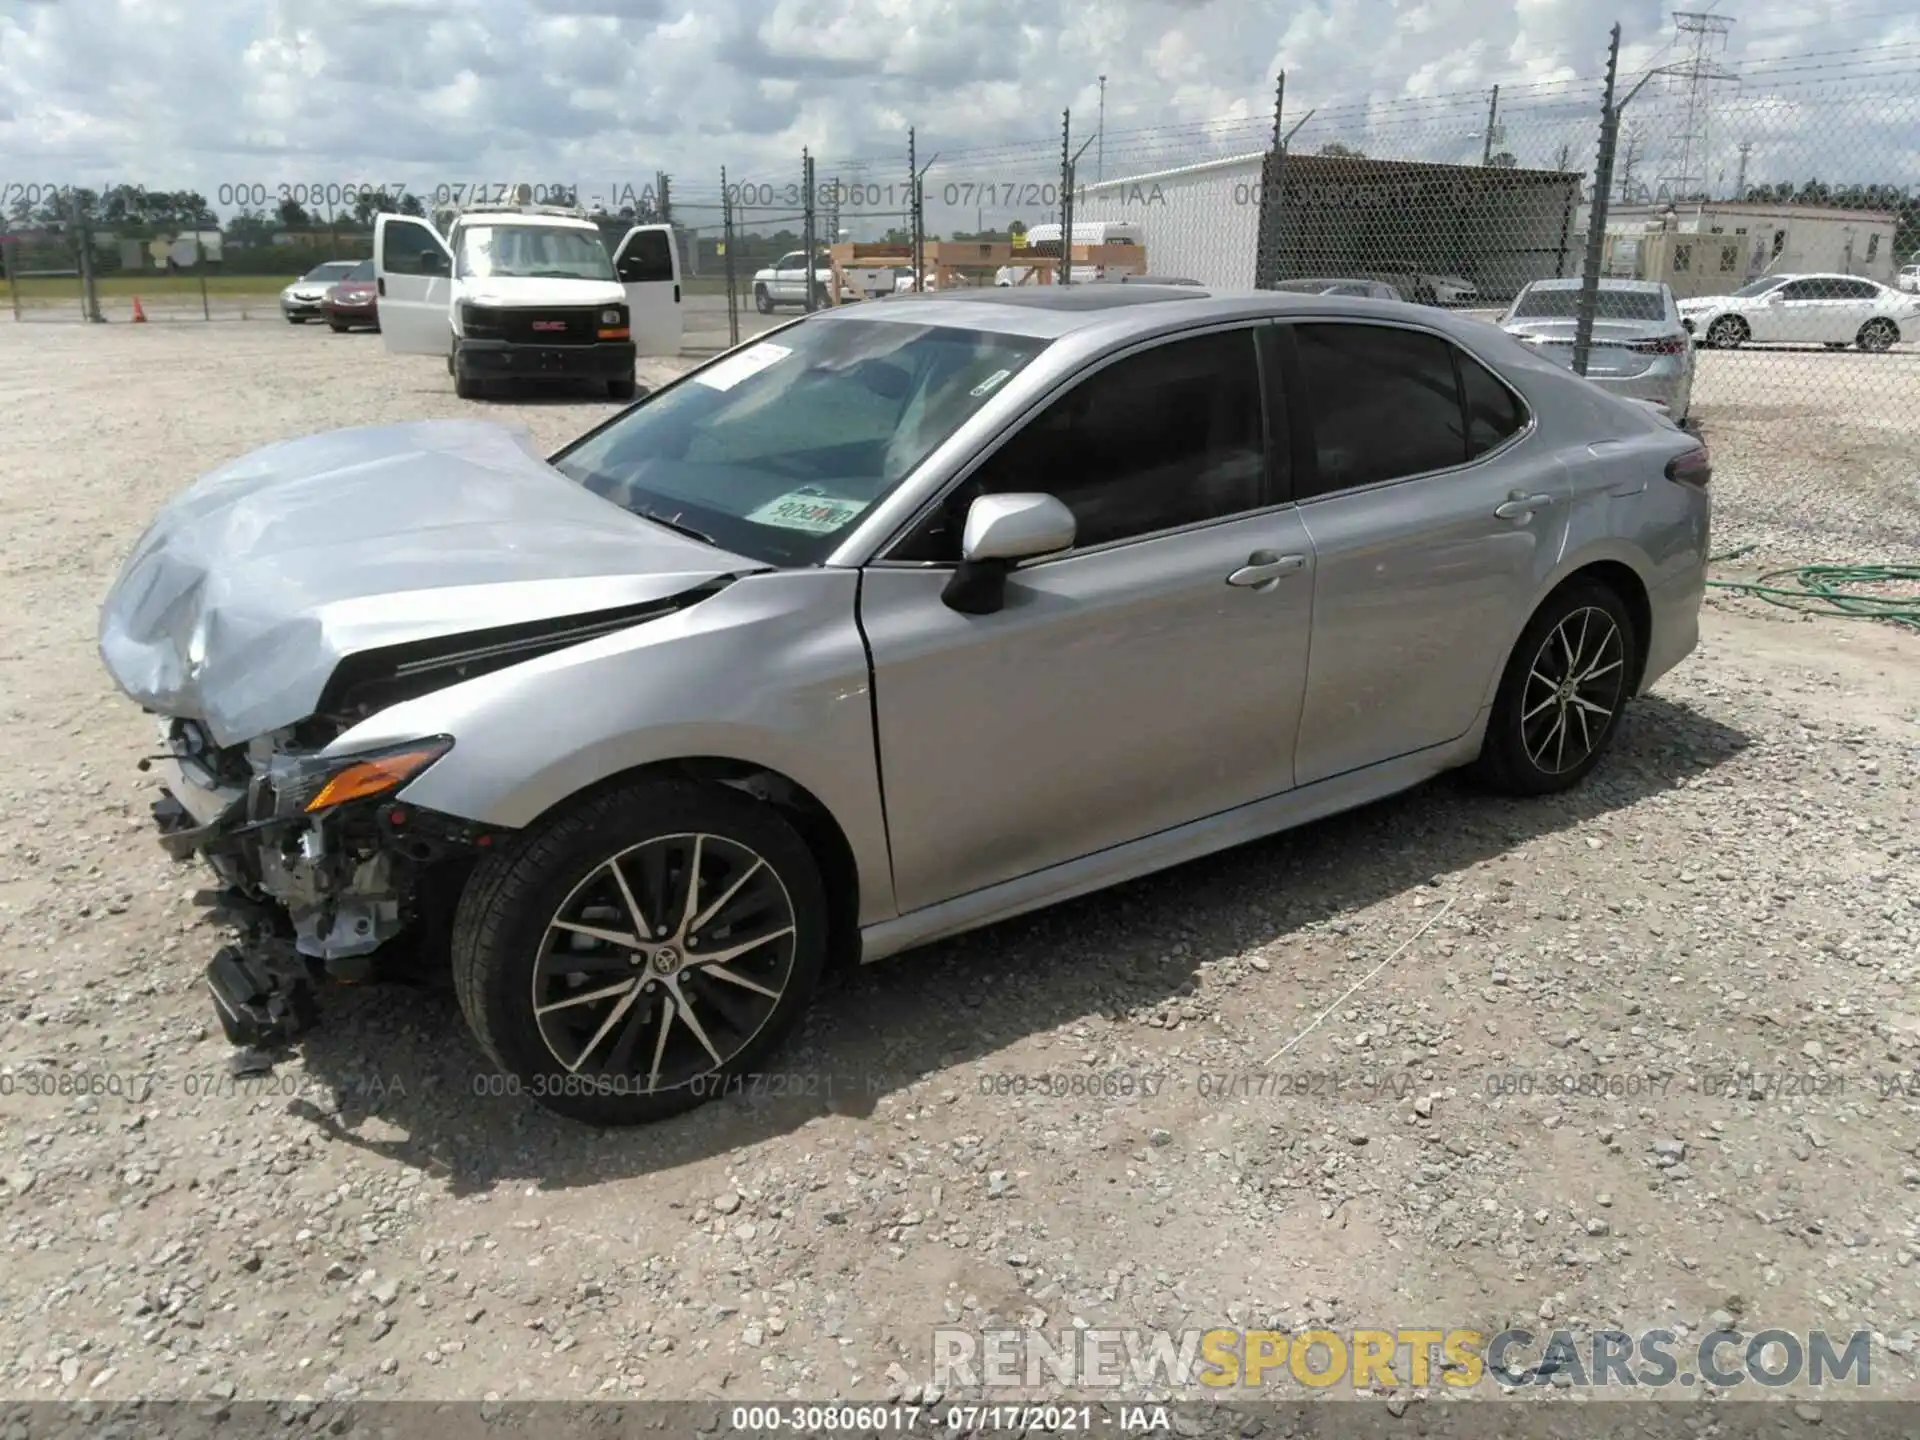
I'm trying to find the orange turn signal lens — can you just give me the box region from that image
[304,743,450,813]
[598,326,630,339]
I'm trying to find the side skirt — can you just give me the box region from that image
[856,716,1489,965]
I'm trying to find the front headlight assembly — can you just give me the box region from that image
[267,737,454,819]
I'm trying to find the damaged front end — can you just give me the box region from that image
[148,715,496,1049]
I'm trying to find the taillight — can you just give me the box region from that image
[1665,444,1711,488]
[1630,334,1689,355]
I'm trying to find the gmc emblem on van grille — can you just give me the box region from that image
[531,320,566,331]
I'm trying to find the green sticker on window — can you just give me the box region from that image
[747,487,866,533]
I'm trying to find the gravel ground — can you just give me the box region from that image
[1,321,1918,1419]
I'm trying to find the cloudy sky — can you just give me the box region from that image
[1,0,1915,236]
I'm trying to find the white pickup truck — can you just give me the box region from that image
[750,250,891,312]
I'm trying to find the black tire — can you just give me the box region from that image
[1470,579,1639,797]
[451,778,829,1126]
[754,285,774,315]
[328,320,348,333]
[454,368,484,399]
[607,375,637,402]
[1856,318,1898,353]
[813,284,830,309]
[1705,314,1747,348]
[287,316,306,325]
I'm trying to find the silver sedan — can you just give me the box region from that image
[99,284,1711,1125]
[1500,277,1696,423]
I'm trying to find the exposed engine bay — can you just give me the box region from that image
[142,584,730,1050]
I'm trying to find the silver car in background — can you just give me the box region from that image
[99,285,1711,1127]
[1501,278,1695,423]
[1273,277,1405,301]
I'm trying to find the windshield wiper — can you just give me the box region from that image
[636,507,718,547]
[527,269,601,280]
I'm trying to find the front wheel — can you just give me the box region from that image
[1705,315,1747,348]
[451,779,829,1126]
[454,368,484,399]
[607,375,637,402]
[754,285,774,315]
[328,320,349,333]
[1469,581,1638,796]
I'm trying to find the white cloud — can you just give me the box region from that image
[0,0,1913,237]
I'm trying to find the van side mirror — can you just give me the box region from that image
[941,493,1077,615]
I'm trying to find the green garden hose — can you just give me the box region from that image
[1706,544,1920,631]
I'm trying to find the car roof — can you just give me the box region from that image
[826,286,1503,342]
[1522,277,1667,292]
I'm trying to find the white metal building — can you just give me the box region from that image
[1603,201,1901,287]
[1074,152,1267,291]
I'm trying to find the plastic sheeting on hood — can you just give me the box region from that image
[98,418,755,747]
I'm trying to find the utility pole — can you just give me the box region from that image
[1657,11,1737,201]
[1733,139,1752,200]
[1574,25,1624,380]
[1057,109,1072,286]
[1097,75,1107,184]
[1481,85,1501,165]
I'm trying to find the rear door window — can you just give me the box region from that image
[1290,323,1467,495]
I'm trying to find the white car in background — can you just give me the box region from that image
[1384,265,1479,305]
[1897,263,1920,294]
[1678,272,1919,351]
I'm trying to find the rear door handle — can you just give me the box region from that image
[1226,551,1307,588]
[1493,492,1554,520]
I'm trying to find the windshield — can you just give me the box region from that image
[342,260,374,282]
[457,225,615,281]
[552,318,1052,566]
[301,262,357,283]
[1731,276,1788,298]
[1511,287,1667,321]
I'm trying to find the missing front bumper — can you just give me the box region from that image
[206,940,321,1049]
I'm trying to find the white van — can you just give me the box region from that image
[374,195,682,401]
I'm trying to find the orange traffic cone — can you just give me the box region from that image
[131,295,147,323]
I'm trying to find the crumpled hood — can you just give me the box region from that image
[99,418,757,747]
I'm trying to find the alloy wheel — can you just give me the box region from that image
[531,833,798,1090]
[1520,606,1626,776]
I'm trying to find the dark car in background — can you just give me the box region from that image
[323,260,379,333]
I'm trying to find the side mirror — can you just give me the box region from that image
[941,493,1076,615]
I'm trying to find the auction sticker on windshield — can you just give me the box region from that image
[694,342,793,392]
[747,487,866,533]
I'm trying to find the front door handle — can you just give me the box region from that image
[377,277,386,296]
[1493,492,1554,520]
[1226,551,1307,588]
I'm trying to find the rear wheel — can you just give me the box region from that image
[1857,318,1898,352]
[1470,580,1638,797]
[451,779,829,1126]
[1705,314,1747,348]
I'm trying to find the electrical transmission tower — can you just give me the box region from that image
[1656,10,1737,201]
